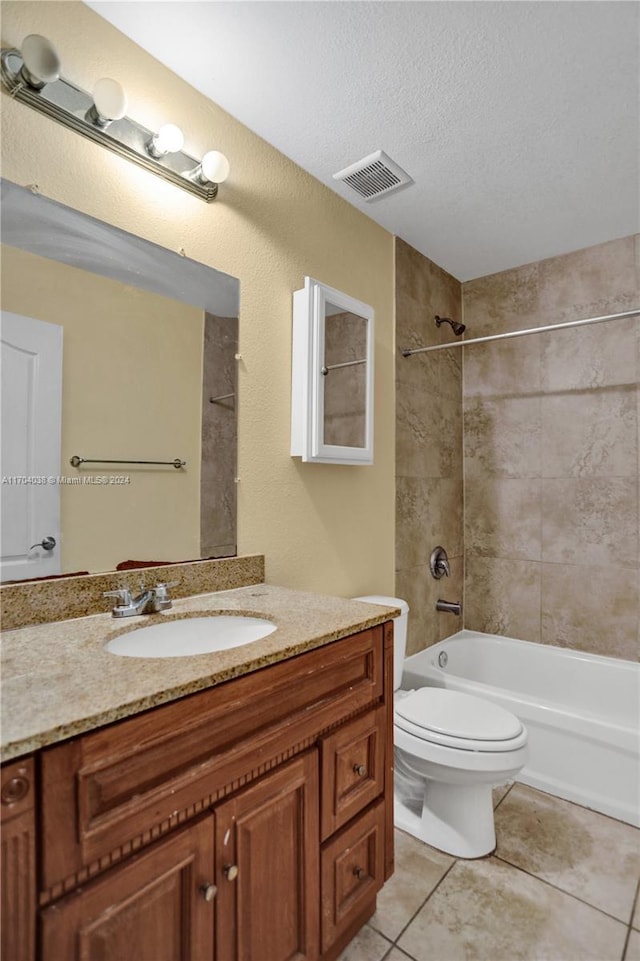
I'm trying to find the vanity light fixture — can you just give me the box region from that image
[0,34,230,202]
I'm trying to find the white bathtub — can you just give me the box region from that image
[401,630,640,827]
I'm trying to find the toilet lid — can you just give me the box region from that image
[395,689,523,742]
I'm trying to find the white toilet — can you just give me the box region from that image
[354,596,528,858]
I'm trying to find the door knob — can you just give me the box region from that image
[29,535,56,551]
[200,883,218,902]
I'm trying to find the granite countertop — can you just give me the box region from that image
[1,585,399,762]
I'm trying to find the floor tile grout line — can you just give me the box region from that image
[388,858,459,948]
[492,782,514,811]
[381,945,416,961]
[622,876,640,959]
[492,853,633,926]
[630,876,640,927]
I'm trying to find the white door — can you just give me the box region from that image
[1,311,63,582]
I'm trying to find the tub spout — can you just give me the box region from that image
[436,599,462,616]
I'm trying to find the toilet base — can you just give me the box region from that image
[394,780,497,859]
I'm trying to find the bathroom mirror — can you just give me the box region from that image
[291,276,374,465]
[0,179,239,582]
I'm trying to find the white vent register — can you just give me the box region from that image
[333,150,413,202]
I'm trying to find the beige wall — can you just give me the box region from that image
[1,245,204,573]
[394,239,464,655]
[463,236,639,661]
[1,1,396,597]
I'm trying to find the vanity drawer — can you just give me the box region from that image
[320,799,385,954]
[40,627,384,893]
[320,706,385,840]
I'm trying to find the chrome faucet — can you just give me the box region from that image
[103,582,176,618]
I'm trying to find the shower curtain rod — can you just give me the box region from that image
[401,308,640,357]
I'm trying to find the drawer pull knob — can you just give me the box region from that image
[353,764,367,777]
[224,864,239,881]
[353,867,367,881]
[1,776,29,806]
[200,883,218,902]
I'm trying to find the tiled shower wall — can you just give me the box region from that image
[395,239,464,655]
[201,313,238,558]
[462,236,639,661]
[395,235,639,661]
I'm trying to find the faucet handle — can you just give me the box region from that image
[153,581,177,611]
[154,581,179,595]
[103,589,133,606]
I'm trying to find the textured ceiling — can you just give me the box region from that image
[86,1,638,280]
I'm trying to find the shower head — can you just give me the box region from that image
[435,315,466,336]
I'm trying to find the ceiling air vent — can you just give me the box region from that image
[333,150,413,202]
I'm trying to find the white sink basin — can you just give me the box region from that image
[105,615,276,658]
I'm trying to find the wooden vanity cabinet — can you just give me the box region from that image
[3,622,395,961]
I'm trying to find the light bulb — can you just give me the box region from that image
[148,123,184,158]
[20,34,61,89]
[200,150,230,184]
[92,78,128,123]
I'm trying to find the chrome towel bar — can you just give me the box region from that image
[70,456,185,469]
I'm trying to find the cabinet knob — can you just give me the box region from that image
[224,864,239,881]
[353,867,367,881]
[1,775,30,805]
[353,764,367,777]
[200,883,218,902]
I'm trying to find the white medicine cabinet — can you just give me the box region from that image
[291,276,374,465]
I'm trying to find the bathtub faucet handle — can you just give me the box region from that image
[430,546,450,579]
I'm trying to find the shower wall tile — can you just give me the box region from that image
[464,556,541,642]
[541,477,637,569]
[541,387,637,478]
[463,337,541,399]
[541,563,639,660]
[396,475,464,570]
[398,234,638,662]
[465,478,542,561]
[462,262,541,336]
[464,396,541,479]
[462,235,639,660]
[395,239,463,656]
[396,477,440,570]
[541,317,638,391]
[537,236,638,323]
[396,556,464,655]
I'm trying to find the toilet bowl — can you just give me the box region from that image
[353,595,528,858]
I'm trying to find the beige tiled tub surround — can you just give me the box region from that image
[0,554,264,631]
[396,234,638,661]
[463,235,639,660]
[0,586,398,761]
[395,238,464,655]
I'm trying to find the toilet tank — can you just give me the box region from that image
[352,595,409,691]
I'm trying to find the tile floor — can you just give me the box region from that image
[338,784,640,961]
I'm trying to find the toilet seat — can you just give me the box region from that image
[395,688,527,753]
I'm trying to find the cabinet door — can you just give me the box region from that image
[215,752,319,961]
[40,818,215,961]
[1,758,36,961]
